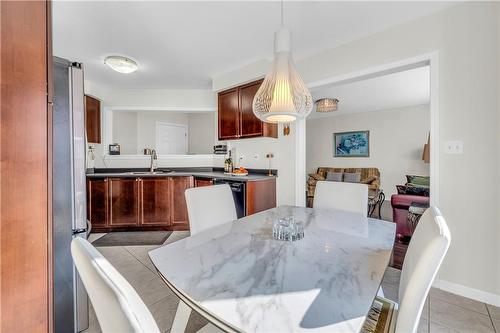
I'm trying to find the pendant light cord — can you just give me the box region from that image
[280,0,284,27]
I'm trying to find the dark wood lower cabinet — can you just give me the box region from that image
[170,176,194,229]
[195,177,213,187]
[109,178,140,227]
[87,175,275,232]
[246,178,277,215]
[87,178,108,228]
[141,178,171,226]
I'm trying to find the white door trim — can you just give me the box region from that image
[296,51,439,207]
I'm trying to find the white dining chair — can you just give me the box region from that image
[168,184,237,333]
[361,207,451,333]
[71,237,160,333]
[185,184,237,236]
[313,180,368,215]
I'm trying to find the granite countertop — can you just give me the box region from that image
[149,206,396,333]
[86,168,276,182]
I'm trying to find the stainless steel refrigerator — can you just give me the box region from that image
[53,56,89,332]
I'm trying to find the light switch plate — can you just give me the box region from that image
[444,140,463,154]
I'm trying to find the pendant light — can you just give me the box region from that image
[252,0,313,123]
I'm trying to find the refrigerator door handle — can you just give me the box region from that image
[72,228,87,235]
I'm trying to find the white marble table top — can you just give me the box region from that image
[149,206,396,333]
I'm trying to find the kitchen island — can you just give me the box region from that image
[87,168,276,232]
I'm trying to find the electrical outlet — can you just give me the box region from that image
[444,141,463,154]
[253,154,259,160]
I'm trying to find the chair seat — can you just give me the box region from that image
[361,296,398,333]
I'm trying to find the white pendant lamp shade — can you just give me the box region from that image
[253,29,313,123]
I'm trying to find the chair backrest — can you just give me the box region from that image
[185,184,237,235]
[313,181,368,215]
[71,238,160,333]
[396,207,451,333]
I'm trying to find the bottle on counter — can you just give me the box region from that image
[224,151,233,173]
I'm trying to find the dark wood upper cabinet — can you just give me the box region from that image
[141,178,171,226]
[109,178,140,226]
[85,95,101,143]
[87,178,108,228]
[218,88,240,140]
[218,79,277,140]
[169,176,194,228]
[239,80,264,138]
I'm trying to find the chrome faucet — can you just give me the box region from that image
[149,149,157,172]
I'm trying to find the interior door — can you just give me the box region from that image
[156,122,188,155]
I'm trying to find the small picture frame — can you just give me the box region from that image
[108,143,121,155]
[334,131,370,157]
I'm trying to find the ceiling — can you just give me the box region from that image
[308,65,430,118]
[53,1,454,90]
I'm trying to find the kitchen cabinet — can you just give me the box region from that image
[141,178,171,226]
[195,177,213,187]
[87,176,193,231]
[85,95,101,143]
[218,79,277,140]
[170,176,194,228]
[246,178,276,215]
[109,178,140,226]
[87,178,108,228]
[218,88,239,139]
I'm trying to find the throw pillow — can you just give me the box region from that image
[360,176,377,184]
[406,175,430,187]
[326,171,343,182]
[344,172,361,183]
[396,184,430,197]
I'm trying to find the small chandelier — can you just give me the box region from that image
[315,98,339,113]
[252,1,312,123]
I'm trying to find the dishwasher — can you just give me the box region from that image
[213,179,246,218]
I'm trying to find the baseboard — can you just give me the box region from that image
[433,279,500,307]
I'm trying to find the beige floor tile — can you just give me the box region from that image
[418,318,429,333]
[82,303,102,333]
[382,266,401,288]
[430,288,488,315]
[487,304,500,321]
[429,321,458,333]
[124,245,159,273]
[135,276,175,306]
[149,293,181,333]
[379,284,399,303]
[88,233,107,243]
[492,318,500,333]
[430,298,495,333]
[185,311,210,333]
[164,231,190,245]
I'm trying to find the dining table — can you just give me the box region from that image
[149,206,396,333]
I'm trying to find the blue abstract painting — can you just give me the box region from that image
[334,131,370,157]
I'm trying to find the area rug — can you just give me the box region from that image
[92,231,172,247]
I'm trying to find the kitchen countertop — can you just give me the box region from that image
[86,170,276,182]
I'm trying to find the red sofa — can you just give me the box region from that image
[391,194,430,239]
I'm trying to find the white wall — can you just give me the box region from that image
[307,104,430,196]
[112,112,137,154]
[213,2,500,303]
[188,113,216,154]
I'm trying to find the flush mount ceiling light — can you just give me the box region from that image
[252,0,312,123]
[104,55,138,74]
[315,98,339,113]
